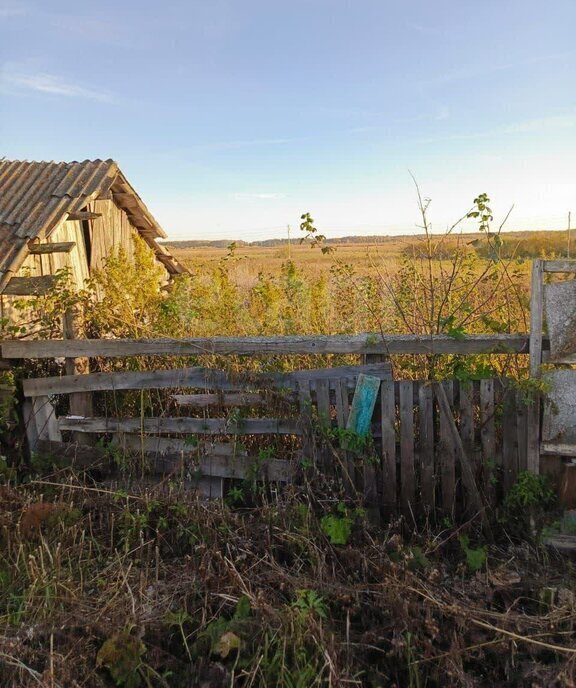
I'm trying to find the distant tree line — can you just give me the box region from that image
[163,229,572,257]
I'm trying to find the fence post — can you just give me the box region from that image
[63,307,94,444]
[527,259,544,473]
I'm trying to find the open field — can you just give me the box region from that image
[167,228,573,279]
[171,241,403,280]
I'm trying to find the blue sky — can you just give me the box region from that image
[1,0,575,240]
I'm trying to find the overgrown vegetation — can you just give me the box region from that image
[0,191,571,685]
[0,476,574,687]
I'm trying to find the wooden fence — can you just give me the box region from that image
[1,333,531,516]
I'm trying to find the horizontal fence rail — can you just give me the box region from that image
[1,333,536,359]
[22,363,392,397]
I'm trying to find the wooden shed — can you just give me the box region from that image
[0,158,188,325]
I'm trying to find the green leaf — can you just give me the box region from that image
[321,513,353,545]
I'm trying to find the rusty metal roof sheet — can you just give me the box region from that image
[0,159,187,288]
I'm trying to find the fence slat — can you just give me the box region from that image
[172,393,265,407]
[516,390,528,473]
[480,379,496,502]
[381,380,396,515]
[23,399,39,452]
[35,439,293,482]
[439,381,456,514]
[32,395,61,443]
[418,382,434,513]
[298,380,314,468]
[334,379,355,494]
[114,434,249,457]
[315,379,331,427]
[459,383,475,468]
[315,378,332,475]
[23,363,391,397]
[2,334,533,359]
[399,381,415,518]
[502,388,518,494]
[334,379,349,429]
[58,416,300,435]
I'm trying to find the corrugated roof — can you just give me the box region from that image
[0,158,187,289]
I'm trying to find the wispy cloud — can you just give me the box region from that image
[418,51,575,89]
[500,114,576,134]
[408,23,442,36]
[420,113,576,143]
[0,0,30,17]
[48,13,139,48]
[1,71,113,102]
[233,192,286,201]
[202,136,304,151]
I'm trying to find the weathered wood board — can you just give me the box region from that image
[22,363,392,397]
[2,334,532,359]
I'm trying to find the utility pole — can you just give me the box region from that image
[568,211,572,259]
[287,224,292,260]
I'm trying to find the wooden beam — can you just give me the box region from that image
[541,443,576,457]
[112,192,138,207]
[172,392,265,407]
[24,366,217,396]
[115,434,249,457]
[66,211,102,221]
[22,363,391,397]
[63,307,93,445]
[35,439,109,468]
[543,260,576,273]
[3,275,57,296]
[2,333,533,359]
[151,452,294,482]
[58,416,301,435]
[28,242,76,255]
[35,439,293,481]
[527,259,544,474]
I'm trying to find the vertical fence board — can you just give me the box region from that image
[63,308,93,446]
[480,379,496,503]
[315,379,331,427]
[459,383,475,469]
[381,380,397,515]
[22,399,39,452]
[502,388,518,494]
[334,379,355,495]
[335,379,349,429]
[298,380,314,467]
[516,390,528,473]
[438,381,456,514]
[399,381,415,518]
[31,395,61,443]
[315,379,332,475]
[418,382,435,514]
[527,259,544,473]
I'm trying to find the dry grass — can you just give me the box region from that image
[0,476,575,687]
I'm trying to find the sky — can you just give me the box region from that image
[1,0,575,241]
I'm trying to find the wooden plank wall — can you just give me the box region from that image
[0,219,89,328]
[87,199,136,272]
[86,199,169,287]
